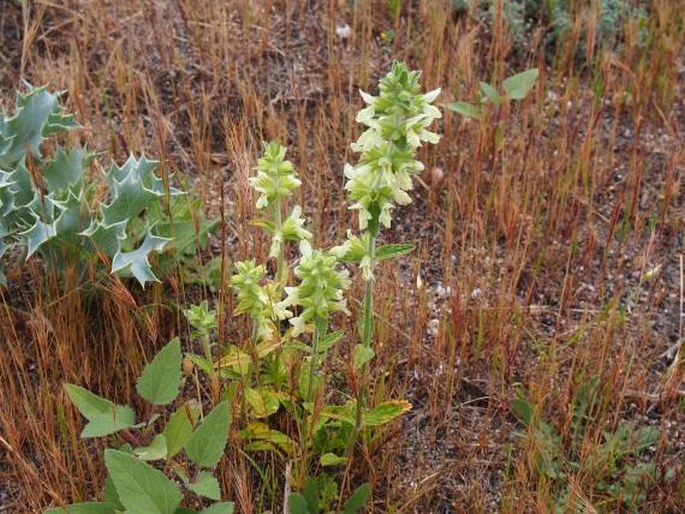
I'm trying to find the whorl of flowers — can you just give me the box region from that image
[231,259,290,341]
[264,205,312,258]
[280,241,351,337]
[344,61,441,232]
[250,142,301,210]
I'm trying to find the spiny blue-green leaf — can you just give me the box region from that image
[108,154,158,186]
[44,111,80,135]
[105,155,183,210]
[21,217,57,258]
[185,401,231,468]
[134,434,168,461]
[502,68,539,100]
[185,471,221,500]
[101,166,165,227]
[136,338,182,405]
[80,219,127,258]
[199,503,234,514]
[7,160,36,208]
[64,384,137,438]
[42,146,92,192]
[104,449,183,514]
[1,86,61,165]
[111,229,171,287]
[0,242,7,286]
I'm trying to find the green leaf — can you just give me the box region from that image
[343,483,371,514]
[364,400,412,426]
[100,156,166,227]
[104,449,182,514]
[316,330,344,354]
[375,243,415,261]
[64,384,136,438]
[512,394,532,427]
[103,476,123,510]
[444,101,482,119]
[287,493,309,514]
[186,352,216,376]
[185,401,231,467]
[22,217,57,258]
[301,477,321,513]
[136,338,183,406]
[353,344,374,371]
[44,503,116,514]
[134,434,168,461]
[479,82,502,105]
[199,503,234,514]
[186,471,221,500]
[320,452,347,467]
[2,86,61,165]
[111,228,171,287]
[42,146,92,192]
[244,388,279,418]
[163,402,201,458]
[502,68,539,100]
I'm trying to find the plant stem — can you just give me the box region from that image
[274,202,286,284]
[361,234,376,347]
[340,232,377,506]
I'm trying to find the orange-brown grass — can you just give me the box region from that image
[1,0,683,512]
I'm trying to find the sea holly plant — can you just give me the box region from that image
[0,85,214,288]
[47,338,234,514]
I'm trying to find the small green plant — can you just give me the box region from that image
[445,67,539,120]
[48,339,234,514]
[287,477,370,514]
[0,85,214,289]
[512,378,664,513]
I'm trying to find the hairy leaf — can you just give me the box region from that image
[185,401,231,468]
[64,384,136,438]
[136,338,183,406]
[104,449,182,514]
[186,471,221,500]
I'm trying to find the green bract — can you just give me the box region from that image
[344,61,441,232]
[250,141,302,210]
[264,204,312,259]
[0,85,192,288]
[280,241,351,337]
[231,260,290,341]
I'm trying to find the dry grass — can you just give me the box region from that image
[1,0,684,512]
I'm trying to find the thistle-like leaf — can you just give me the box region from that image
[21,216,57,259]
[111,228,171,287]
[42,146,92,192]
[80,219,127,258]
[0,86,75,166]
[101,164,165,227]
